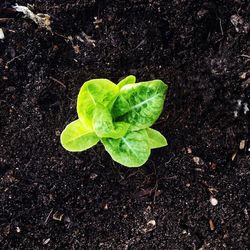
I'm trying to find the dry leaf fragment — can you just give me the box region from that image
[13,5,51,31]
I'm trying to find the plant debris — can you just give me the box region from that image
[209,219,216,231]
[13,4,51,31]
[52,211,64,221]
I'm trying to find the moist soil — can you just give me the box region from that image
[0,0,250,249]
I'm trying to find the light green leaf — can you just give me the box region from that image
[117,75,136,89]
[146,128,168,149]
[101,129,150,167]
[77,79,119,129]
[61,119,99,152]
[93,104,129,138]
[112,80,168,130]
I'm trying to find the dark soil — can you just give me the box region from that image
[0,0,249,249]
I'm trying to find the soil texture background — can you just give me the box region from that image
[0,0,250,249]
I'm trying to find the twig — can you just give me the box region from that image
[241,54,250,59]
[218,18,224,36]
[6,53,25,66]
[44,209,53,225]
[49,76,66,88]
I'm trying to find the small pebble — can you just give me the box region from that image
[90,173,98,180]
[210,197,218,206]
[231,152,237,161]
[239,72,247,79]
[16,227,21,233]
[239,140,246,150]
[0,28,4,39]
[55,130,60,136]
[193,156,204,165]
[147,220,156,227]
[142,219,156,233]
[43,238,50,245]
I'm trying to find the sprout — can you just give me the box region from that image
[61,76,168,167]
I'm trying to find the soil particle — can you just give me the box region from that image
[0,0,249,249]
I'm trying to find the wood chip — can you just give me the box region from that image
[231,152,237,161]
[209,219,216,231]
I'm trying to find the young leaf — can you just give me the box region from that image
[101,129,150,167]
[117,75,136,89]
[93,104,129,138]
[146,128,168,149]
[112,80,168,131]
[61,119,99,152]
[77,79,119,129]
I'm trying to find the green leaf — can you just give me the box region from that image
[117,75,136,89]
[101,129,150,167]
[61,119,99,152]
[93,104,129,138]
[77,79,119,129]
[112,80,168,131]
[146,128,168,149]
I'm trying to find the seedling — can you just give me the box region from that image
[61,75,168,167]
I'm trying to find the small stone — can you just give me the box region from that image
[239,140,246,150]
[243,103,249,114]
[90,173,98,180]
[230,15,249,33]
[243,208,249,220]
[55,130,60,136]
[141,219,156,233]
[0,28,4,39]
[239,72,247,79]
[147,220,156,226]
[193,156,204,165]
[210,197,218,206]
[196,9,208,20]
[73,45,81,54]
[16,227,21,233]
[187,147,192,154]
[43,238,50,245]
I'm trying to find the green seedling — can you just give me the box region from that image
[61,75,168,167]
